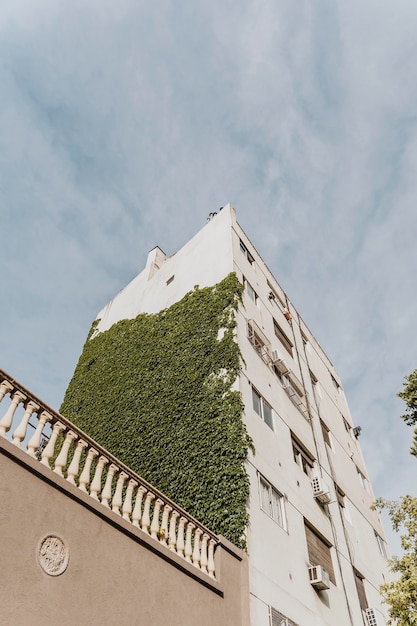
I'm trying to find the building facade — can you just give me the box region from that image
[70,205,391,626]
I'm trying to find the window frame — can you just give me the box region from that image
[252,386,274,430]
[239,239,255,265]
[273,319,293,356]
[292,437,315,477]
[244,277,258,304]
[375,532,388,558]
[259,474,286,529]
[357,467,369,492]
[320,420,332,448]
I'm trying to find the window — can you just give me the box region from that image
[273,320,293,356]
[331,374,341,392]
[320,420,332,448]
[353,569,368,611]
[239,239,255,265]
[259,475,285,528]
[357,468,369,492]
[247,320,270,363]
[166,275,175,285]
[301,331,309,346]
[252,387,274,429]
[336,487,351,523]
[375,532,388,558]
[244,278,258,304]
[343,417,352,434]
[292,437,314,477]
[304,522,335,584]
[310,371,322,404]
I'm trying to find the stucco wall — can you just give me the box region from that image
[0,438,250,626]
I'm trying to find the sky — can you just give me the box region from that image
[1,0,416,555]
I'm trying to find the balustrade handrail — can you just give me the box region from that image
[0,368,219,578]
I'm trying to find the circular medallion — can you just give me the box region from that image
[38,534,69,576]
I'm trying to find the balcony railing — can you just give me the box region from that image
[0,368,218,578]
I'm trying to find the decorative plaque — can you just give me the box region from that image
[38,534,69,576]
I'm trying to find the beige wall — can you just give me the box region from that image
[0,438,250,626]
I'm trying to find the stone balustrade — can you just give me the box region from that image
[0,369,218,578]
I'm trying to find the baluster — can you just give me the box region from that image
[112,471,128,515]
[150,498,163,539]
[176,517,186,557]
[89,455,108,498]
[101,463,118,506]
[0,391,26,437]
[78,448,99,493]
[207,539,216,578]
[200,534,209,574]
[27,411,51,457]
[141,492,155,534]
[12,401,39,447]
[0,381,13,403]
[184,522,195,563]
[67,440,88,485]
[40,421,65,467]
[54,430,76,476]
[168,511,179,552]
[122,479,137,521]
[192,528,202,568]
[159,504,172,545]
[132,486,146,528]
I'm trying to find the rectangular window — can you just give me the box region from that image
[331,374,341,392]
[320,420,332,448]
[259,475,285,528]
[247,320,270,363]
[292,437,314,477]
[310,371,322,404]
[240,239,255,265]
[166,275,175,285]
[375,532,388,558]
[353,569,368,611]
[273,319,293,356]
[357,468,369,492]
[252,387,274,429]
[336,486,351,523]
[305,522,335,584]
[343,417,352,434]
[244,278,258,304]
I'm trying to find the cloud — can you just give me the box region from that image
[0,0,416,555]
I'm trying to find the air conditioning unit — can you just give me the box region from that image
[308,565,330,590]
[311,476,330,504]
[271,350,289,374]
[364,608,386,626]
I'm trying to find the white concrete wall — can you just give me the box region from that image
[96,206,235,332]
[231,218,391,626]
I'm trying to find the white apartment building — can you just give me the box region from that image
[93,205,391,626]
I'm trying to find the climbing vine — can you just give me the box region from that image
[61,273,252,547]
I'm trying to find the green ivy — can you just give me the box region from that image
[60,273,252,547]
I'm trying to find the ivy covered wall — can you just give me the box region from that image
[61,273,252,547]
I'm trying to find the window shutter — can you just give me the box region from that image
[354,570,368,611]
[305,524,335,584]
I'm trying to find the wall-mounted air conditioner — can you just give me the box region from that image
[271,350,289,374]
[311,476,330,504]
[364,608,386,626]
[308,565,330,590]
